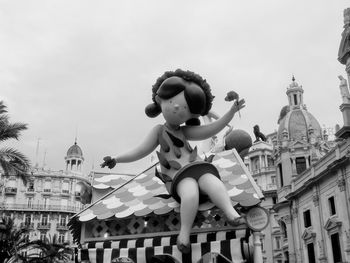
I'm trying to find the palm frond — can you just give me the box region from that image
[0,114,9,125]
[0,122,28,142]
[0,101,8,115]
[0,147,31,175]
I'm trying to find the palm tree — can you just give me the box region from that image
[0,101,30,183]
[0,218,73,263]
[19,234,74,263]
[0,216,29,263]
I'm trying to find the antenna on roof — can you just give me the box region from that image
[42,149,47,168]
[75,125,78,145]
[35,137,41,167]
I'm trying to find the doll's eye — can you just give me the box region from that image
[169,100,172,103]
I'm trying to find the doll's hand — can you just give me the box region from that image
[231,98,245,114]
[100,156,117,169]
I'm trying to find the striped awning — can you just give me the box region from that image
[79,229,252,263]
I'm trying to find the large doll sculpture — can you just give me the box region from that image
[101,69,246,253]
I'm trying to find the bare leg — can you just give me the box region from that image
[176,177,199,253]
[198,173,242,224]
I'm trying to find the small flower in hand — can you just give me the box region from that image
[225,91,243,117]
[101,156,117,169]
[225,91,239,102]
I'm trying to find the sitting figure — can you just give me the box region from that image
[253,124,266,142]
[101,69,245,253]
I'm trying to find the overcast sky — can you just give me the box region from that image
[2,1,349,175]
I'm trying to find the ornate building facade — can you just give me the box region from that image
[271,76,347,263]
[0,140,90,245]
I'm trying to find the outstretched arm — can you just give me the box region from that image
[183,99,245,141]
[102,125,161,168]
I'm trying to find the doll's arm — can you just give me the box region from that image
[183,99,245,141]
[102,125,161,168]
[207,110,232,129]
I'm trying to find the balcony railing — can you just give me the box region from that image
[37,223,51,230]
[42,189,52,196]
[5,187,17,195]
[61,189,70,196]
[25,188,35,195]
[56,223,69,231]
[251,166,276,175]
[0,203,82,213]
[20,222,34,229]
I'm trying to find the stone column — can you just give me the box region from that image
[253,231,263,263]
[284,215,297,263]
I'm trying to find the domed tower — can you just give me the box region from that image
[274,77,330,197]
[65,139,84,172]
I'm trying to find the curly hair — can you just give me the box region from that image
[145,69,214,124]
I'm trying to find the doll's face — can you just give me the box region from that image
[159,91,198,126]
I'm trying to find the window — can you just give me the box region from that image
[43,198,49,208]
[62,181,69,193]
[271,176,276,185]
[293,94,298,105]
[272,196,277,204]
[58,233,65,244]
[278,164,284,187]
[253,157,259,171]
[304,210,312,228]
[44,180,51,191]
[281,221,288,238]
[25,214,31,226]
[296,157,307,174]
[27,181,34,191]
[27,197,33,208]
[60,216,66,226]
[40,232,46,241]
[267,157,274,167]
[275,237,281,249]
[331,233,342,263]
[41,214,48,225]
[284,251,289,263]
[329,196,336,216]
[307,243,316,263]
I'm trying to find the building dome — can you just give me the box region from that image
[67,142,83,158]
[276,77,323,141]
[277,109,322,141]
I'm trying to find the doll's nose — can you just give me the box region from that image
[174,104,180,110]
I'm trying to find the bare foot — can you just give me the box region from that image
[177,233,190,254]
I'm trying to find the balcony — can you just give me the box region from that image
[0,203,82,213]
[37,223,51,230]
[251,166,276,175]
[56,223,69,231]
[4,187,17,195]
[42,189,52,196]
[20,222,34,229]
[75,191,81,199]
[60,189,70,197]
[25,188,35,195]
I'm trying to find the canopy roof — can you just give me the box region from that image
[73,149,263,223]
